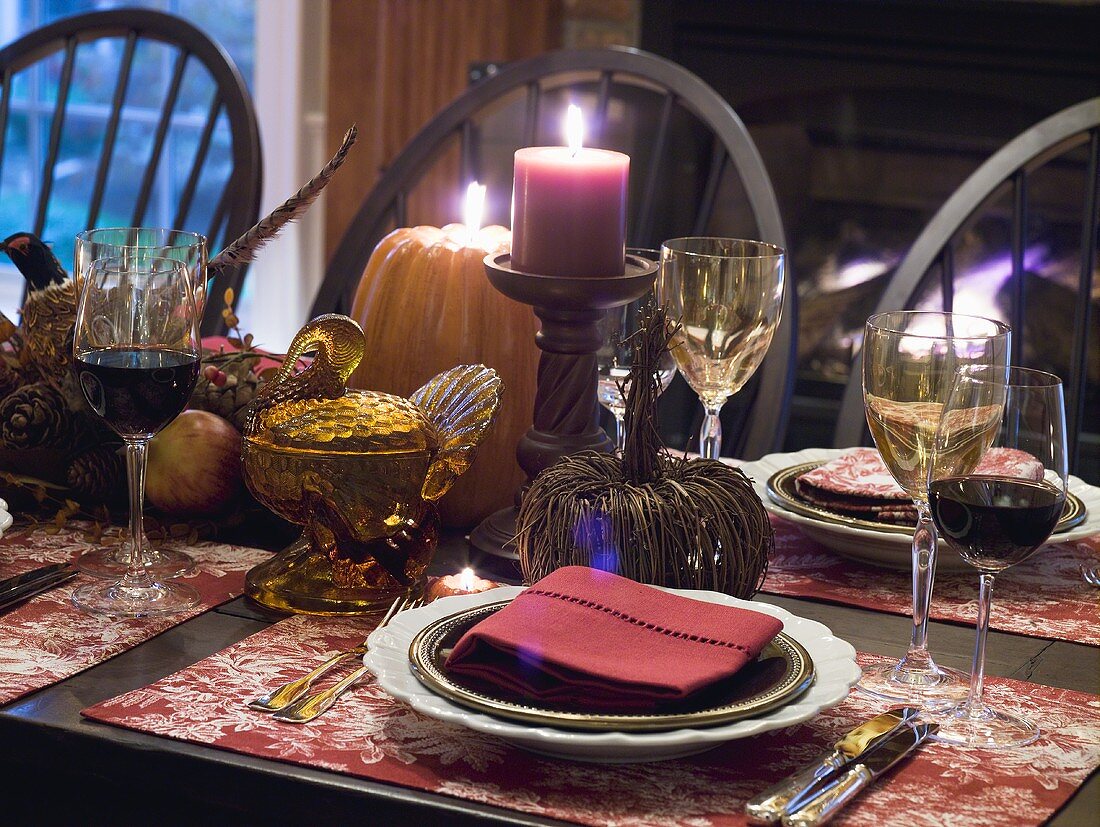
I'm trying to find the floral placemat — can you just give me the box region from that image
[82,614,1100,827]
[764,518,1100,646]
[0,523,269,705]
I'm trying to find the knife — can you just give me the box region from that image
[0,563,78,612]
[745,707,920,824]
[780,718,938,826]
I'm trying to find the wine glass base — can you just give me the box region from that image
[77,544,195,580]
[930,704,1041,749]
[71,579,200,618]
[857,661,969,709]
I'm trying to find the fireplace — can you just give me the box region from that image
[640,0,1100,480]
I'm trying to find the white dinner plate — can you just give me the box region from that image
[738,448,1100,572]
[364,586,860,763]
[0,498,12,537]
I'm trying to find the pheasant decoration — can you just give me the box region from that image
[1,232,78,383]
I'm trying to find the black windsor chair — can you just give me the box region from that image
[310,46,794,460]
[833,97,1100,477]
[0,8,262,334]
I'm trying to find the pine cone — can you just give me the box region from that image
[67,444,125,500]
[0,382,71,448]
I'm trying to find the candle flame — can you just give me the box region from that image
[464,181,486,242]
[565,104,584,155]
[459,567,476,591]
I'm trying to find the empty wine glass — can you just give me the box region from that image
[928,366,1067,747]
[859,311,1010,705]
[71,255,202,617]
[73,228,206,579]
[597,291,677,453]
[657,238,785,459]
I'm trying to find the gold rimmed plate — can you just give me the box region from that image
[766,461,1087,536]
[407,599,815,732]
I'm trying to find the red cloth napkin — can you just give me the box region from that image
[444,566,784,712]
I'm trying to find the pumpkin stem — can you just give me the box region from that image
[620,303,675,484]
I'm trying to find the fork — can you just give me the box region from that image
[270,592,426,723]
[1084,567,1100,588]
[248,591,420,713]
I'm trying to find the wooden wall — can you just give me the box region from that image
[324,0,564,261]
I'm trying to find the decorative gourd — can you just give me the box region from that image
[349,224,539,527]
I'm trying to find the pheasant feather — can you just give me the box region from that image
[209,125,359,274]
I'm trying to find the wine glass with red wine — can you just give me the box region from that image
[928,365,1068,747]
[73,228,207,580]
[71,255,202,617]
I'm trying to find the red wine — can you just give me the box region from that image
[76,347,200,438]
[930,475,1064,571]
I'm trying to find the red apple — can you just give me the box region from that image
[146,410,243,516]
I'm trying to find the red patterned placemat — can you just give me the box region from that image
[0,523,269,705]
[764,518,1100,646]
[83,613,1100,827]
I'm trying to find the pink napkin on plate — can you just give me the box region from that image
[794,447,1046,525]
[444,566,783,712]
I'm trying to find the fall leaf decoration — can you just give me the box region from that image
[208,124,359,275]
[517,304,774,599]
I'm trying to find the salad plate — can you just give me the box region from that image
[739,448,1100,571]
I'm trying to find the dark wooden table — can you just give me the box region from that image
[1,531,1096,826]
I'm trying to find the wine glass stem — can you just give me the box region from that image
[613,412,626,454]
[902,500,939,670]
[700,404,723,460]
[123,438,152,586]
[963,572,996,717]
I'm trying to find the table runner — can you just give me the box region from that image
[83,613,1100,827]
[0,523,269,705]
[764,518,1100,646]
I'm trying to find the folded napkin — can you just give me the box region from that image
[794,448,1045,525]
[795,447,917,524]
[444,566,783,712]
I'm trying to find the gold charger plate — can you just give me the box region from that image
[766,461,1087,536]
[407,599,815,732]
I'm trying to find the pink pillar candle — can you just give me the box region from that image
[511,146,629,277]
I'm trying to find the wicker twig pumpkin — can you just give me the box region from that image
[517,305,773,598]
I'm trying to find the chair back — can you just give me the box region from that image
[312,46,794,459]
[0,8,262,333]
[833,97,1100,474]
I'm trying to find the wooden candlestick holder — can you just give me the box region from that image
[469,252,657,569]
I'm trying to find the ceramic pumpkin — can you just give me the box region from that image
[349,224,539,527]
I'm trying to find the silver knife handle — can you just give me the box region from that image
[781,765,874,827]
[745,750,846,824]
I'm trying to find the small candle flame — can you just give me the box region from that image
[565,104,584,156]
[459,567,476,592]
[464,181,486,243]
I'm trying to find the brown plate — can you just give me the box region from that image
[766,461,1088,535]
[407,599,815,732]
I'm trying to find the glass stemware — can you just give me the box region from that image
[928,366,1067,747]
[73,228,207,579]
[858,310,1010,705]
[596,291,677,453]
[657,237,785,459]
[71,255,202,617]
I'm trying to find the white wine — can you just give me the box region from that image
[670,306,781,408]
[866,395,1001,501]
[597,367,675,417]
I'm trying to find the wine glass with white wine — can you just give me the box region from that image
[657,238,785,459]
[859,310,1010,705]
[597,291,677,453]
